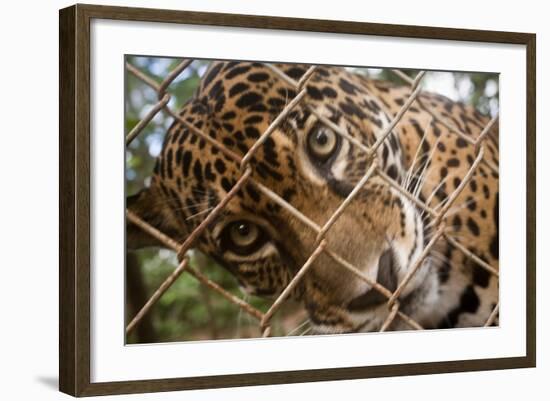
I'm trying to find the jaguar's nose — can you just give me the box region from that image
[346,249,397,311]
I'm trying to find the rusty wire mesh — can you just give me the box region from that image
[124,58,500,339]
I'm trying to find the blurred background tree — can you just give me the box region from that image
[125,56,499,344]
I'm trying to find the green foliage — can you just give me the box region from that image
[135,248,265,341]
[125,56,208,196]
[355,67,499,116]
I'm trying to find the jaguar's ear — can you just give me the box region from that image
[126,187,178,250]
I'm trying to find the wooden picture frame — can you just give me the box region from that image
[59,3,536,396]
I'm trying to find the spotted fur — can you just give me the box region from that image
[128,62,499,333]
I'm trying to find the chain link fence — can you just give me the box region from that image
[125,58,499,341]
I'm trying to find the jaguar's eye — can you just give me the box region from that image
[230,221,259,247]
[307,125,338,162]
[221,220,266,255]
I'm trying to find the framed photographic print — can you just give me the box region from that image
[59,4,536,397]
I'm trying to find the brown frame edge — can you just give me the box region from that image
[59,3,536,397]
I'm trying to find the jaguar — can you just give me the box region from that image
[127,61,499,333]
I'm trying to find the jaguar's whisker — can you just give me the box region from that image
[299,326,313,336]
[286,319,311,337]
[185,207,215,221]
[403,117,433,190]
